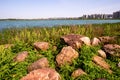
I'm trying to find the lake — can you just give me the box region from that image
[0,20,120,29]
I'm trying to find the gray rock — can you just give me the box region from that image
[28,57,49,72]
[56,46,79,66]
[34,42,49,51]
[14,51,28,62]
[21,68,61,80]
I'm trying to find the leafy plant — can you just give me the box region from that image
[0,23,120,80]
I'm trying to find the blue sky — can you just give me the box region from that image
[0,0,120,19]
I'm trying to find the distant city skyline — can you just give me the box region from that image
[0,0,120,19]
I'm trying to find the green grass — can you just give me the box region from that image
[0,23,120,80]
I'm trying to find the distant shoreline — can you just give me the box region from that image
[0,18,120,21]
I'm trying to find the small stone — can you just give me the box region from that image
[93,55,110,69]
[80,37,91,46]
[52,46,57,51]
[56,46,79,66]
[34,42,49,51]
[71,69,86,79]
[14,51,28,62]
[21,68,61,80]
[104,44,120,57]
[4,44,14,49]
[92,55,112,73]
[28,57,49,72]
[91,37,101,46]
[96,78,107,80]
[118,62,120,67]
[98,50,106,58]
[0,44,14,50]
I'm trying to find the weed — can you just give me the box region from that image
[0,23,120,80]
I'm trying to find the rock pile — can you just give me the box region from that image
[10,34,119,80]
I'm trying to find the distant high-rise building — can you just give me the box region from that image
[113,11,120,19]
[82,14,112,19]
[82,10,120,19]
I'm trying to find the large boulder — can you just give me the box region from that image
[98,50,106,58]
[92,55,112,73]
[34,42,49,51]
[103,44,120,57]
[61,34,90,49]
[56,46,79,66]
[61,34,83,49]
[71,69,86,79]
[14,51,28,62]
[91,37,101,46]
[21,68,61,80]
[98,36,115,44]
[28,57,49,72]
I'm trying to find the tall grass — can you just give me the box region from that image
[0,23,120,45]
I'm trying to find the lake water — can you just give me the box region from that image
[0,20,120,29]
